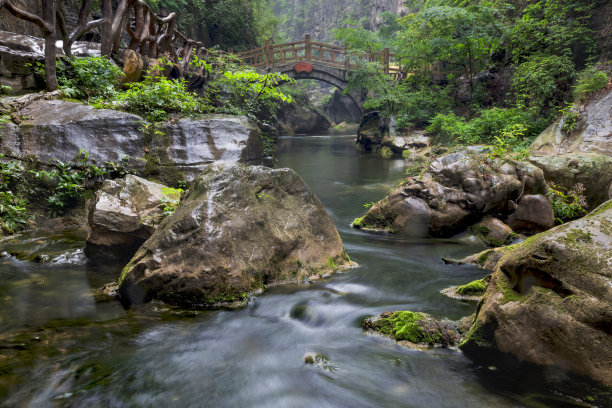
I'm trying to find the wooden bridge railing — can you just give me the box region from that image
[238,34,405,81]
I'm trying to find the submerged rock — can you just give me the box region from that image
[442,275,492,301]
[363,311,460,348]
[119,162,349,308]
[353,150,546,237]
[85,175,173,263]
[443,245,519,272]
[460,200,612,387]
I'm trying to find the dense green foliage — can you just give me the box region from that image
[333,0,605,147]
[114,76,200,122]
[71,53,294,123]
[151,0,278,50]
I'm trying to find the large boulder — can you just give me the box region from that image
[2,99,144,164]
[353,150,547,237]
[530,87,612,157]
[356,111,390,151]
[1,99,263,183]
[529,153,612,208]
[119,162,349,308]
[529,86,612,208]
[85,175,171,263]
[322,89,361,124]
[460,200,612,387]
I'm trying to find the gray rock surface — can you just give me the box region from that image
[119,162,349,308]
[2,99,144,164]
[322,89,361,123]
[0,30,100,92]
[1,99,263,181]
[505,194,554,234]
[85,175,171,263]
[354,150,547,237]
[277,103,331,133]
[529,153,612,208]
[530,88,612,157]
[461,200,612,387]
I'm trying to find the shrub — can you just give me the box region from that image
[427,107,541,146]
[426,113,469,145]
[0,191,27,232]
[546,181,588,224]
[58,56,123,100]
[573,66,609,102]
[115,76,200,121]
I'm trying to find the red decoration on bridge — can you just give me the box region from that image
[293,62,315,74]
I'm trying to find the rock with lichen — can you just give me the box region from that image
[119,162,350,309]
[460,200,612,387]
[363,311,460,348]
[470,216,517,247]
[352,150,546,237]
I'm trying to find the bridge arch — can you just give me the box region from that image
[266,61,365,117]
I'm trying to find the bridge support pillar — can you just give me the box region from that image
[305,34,311,62]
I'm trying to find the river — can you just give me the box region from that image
[0,133,584,407]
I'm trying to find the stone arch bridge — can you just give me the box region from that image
[238,35,404,113]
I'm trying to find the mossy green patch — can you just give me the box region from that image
[352,216,367,228]
[496,273,525,304]
[456,279,488,296]
[326,257,338,271]
[365,311,443,344]
[476,250,491,265]
[588,200,612,217]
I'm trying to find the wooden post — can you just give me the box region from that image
[383,48,390,75]
[305,34,311,62]
[344,45,349,71]
[265,39,271,68]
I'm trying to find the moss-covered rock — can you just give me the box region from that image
[460,199,612,387]
[456,276,490,296]
[363,311,460,347]
[354,150,546,237]
[119,162,350,309]
[443,244,520,271]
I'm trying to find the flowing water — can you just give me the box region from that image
[0,133,587,407]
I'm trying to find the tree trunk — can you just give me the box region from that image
[44,32,58,90]
[100,0,113,56]
[43,0,59,91]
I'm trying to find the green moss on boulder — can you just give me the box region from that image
[363,311,459,347]
[460,199,612,387]
[456,277,489,296]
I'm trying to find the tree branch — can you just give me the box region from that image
[4,0,53,34]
